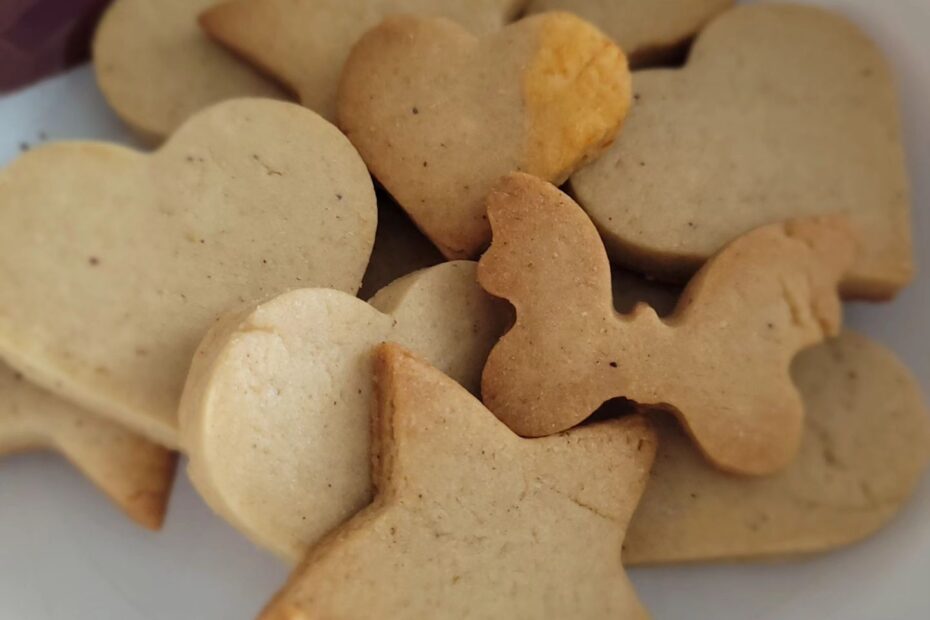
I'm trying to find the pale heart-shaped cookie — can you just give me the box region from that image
[0,363,177,529]
[571,4,911,300]
[338,12,631,259]
[201,0,524,122]
[526,0,733,66]
[479,173,854,475]
[608,271,930,562]
[260,344,653,620]
[94,0,287,142]
[178,261,509,561]
[0,98,376,447]
[626,333,930,564]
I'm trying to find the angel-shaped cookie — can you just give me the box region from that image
[478,173,855,475]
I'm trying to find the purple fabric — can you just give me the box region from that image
[0,0,113,93]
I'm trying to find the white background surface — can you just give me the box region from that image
[0,1,928,618]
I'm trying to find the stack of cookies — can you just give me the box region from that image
[1,1,928,618]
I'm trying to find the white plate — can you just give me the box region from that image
[1,1,928,618]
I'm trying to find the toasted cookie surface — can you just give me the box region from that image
[201,0,524,122]
[260,344,653,619]
[338,12,631,259]
[526,0,733,65]
[0,99,376,446]
[479,173,854,475]
[0,363,176,529]
[626,332,930,563]
[571,4,911,299]
[179,261,509,561]
[94,0,286,141]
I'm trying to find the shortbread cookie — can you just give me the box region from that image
[179,261,509,561]
[200,0,524,122]
[626,332,930,563]
[358,194,443,300]
[0,99,376,446]
[0,363,176,529]
[479,173,854,475]
[525,0,733,66]
[260,343,653,620]
[338,12,631,259]
[571,4,911,299]
[93,0,286,142]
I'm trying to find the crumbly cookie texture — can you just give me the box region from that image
[525,0,733,66]
[0,99,376,446]
[260,344,654,620]
[338,12,630,259]
[201,0,524,121]
[178,261,509,561]
[94,0,286,142]
[571,3,911,300]
[479,173,854,475]
[0,363,176,529]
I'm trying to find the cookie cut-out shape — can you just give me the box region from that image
[627,333,930,563]
[200,0,524,122]
[571,3,911,300]
[0,99,376,447]
[0,363,176,530]
[338,12,631,259]
[94,0,287,142]
[260,343,654,619]
[479,173,855,475]
[608,272,930,562]
[526,0,733,66]
[179,261,509,561]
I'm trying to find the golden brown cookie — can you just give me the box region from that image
[179,261,509,561]
[93,0,286,142]
[338,12,631,259]
[571,3,911,299]
[260,343,654,619]
[525,0,733,66]
[626,332,930,563]
[200,0,524,121]
[0,363,176,529]
[0,99,376,446]
[479,173,855,475]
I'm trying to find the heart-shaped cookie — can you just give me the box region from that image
[627,332,930,564]
[0,363,176,530]
[0,98,376,447]
[338,12,631,259]
[571,4,912,299]
[525,0,733,66]
[179,261,509,561]
[94,0,287,141]
[608,270,930,563]
[201,0,524,122]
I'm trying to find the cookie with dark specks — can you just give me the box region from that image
[338,12,631,259]
[0,99,376,446]
[479,173,854,475]
[260,343,653,619]
[571,4,911,299]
